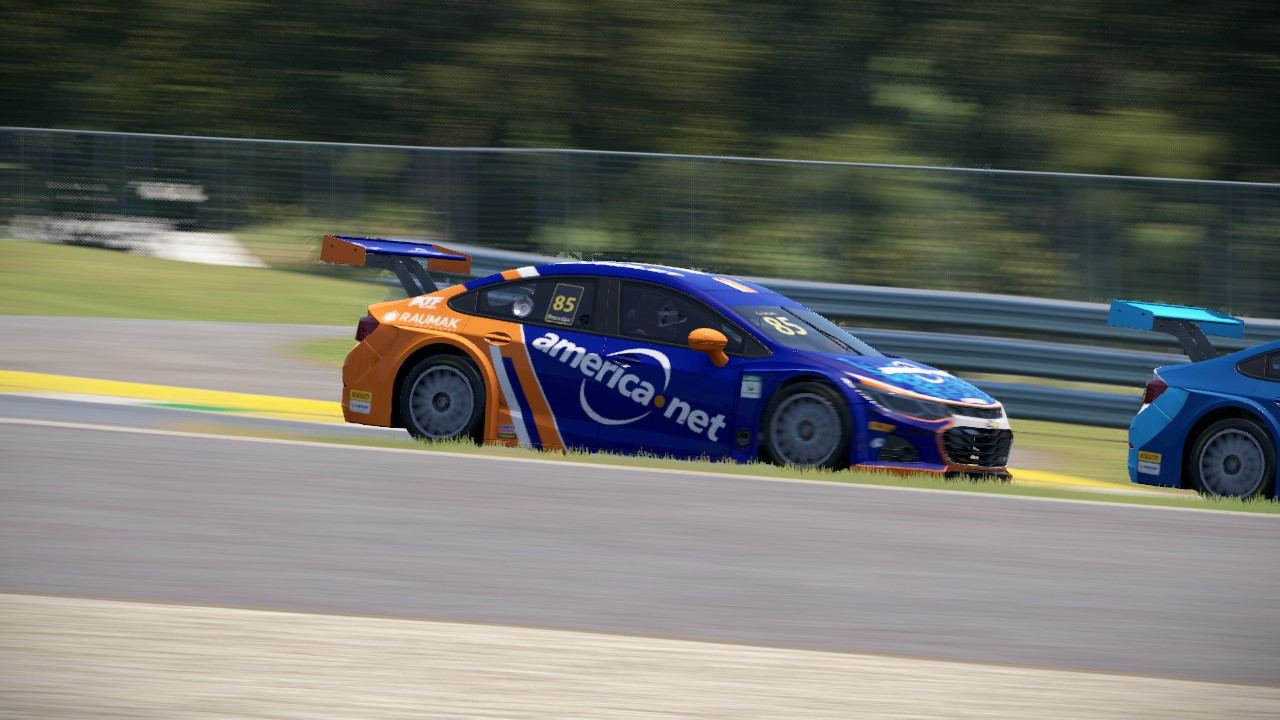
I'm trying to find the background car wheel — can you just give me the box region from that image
[1189,418,1275,499]
[760,381,851,470]
[399,355,485,442]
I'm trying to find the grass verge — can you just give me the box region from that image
[0,240,386,324]
[1010,418,1131,485]
[169,419,1279,515]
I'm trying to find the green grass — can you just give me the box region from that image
[233,219,332,271]
[233,216,440,272]
[1009,418,1131,485]
[0,240,388,325]
[170,420,1280,514]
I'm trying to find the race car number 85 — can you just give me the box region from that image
[763,315,807,336]
[545,283,585,325]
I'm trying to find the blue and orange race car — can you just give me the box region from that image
[324,235,1013,475]
[1110,300,1280,498]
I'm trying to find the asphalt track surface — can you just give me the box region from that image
[4,406,1279,686]
[0,315,347,399]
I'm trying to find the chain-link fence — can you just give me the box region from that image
[3,127,1276,316]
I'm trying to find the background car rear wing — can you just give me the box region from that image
[1108,300,1244,362]
[320,235,472,296]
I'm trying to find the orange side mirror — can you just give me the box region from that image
[688,328,729,368]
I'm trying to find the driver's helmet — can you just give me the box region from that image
[655,301,686,328]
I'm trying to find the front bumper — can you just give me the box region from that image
[853,409,1013,478]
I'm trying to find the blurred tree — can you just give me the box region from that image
[5,0,1276,180]
[3,0,1276,312]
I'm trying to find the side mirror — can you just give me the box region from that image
[688,328,729,368]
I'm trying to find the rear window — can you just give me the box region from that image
[1238,352,1280,382]
[475,278,598,330]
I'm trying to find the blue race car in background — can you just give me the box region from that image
[1110,300,1280,498]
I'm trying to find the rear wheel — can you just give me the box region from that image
[399,355,485,442]
[1189,418,1275,499]
[760,381,851,470]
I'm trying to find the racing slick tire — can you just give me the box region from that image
[760,381,851,470]
[1188,417,1276,499]
[399,354,485,442]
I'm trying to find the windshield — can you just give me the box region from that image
[734,306,882,356]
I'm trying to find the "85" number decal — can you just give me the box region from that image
[763,315,807,336]
[545,283,585,325]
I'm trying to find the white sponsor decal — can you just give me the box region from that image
[740,375,762,399]
[1138,460,1161,475]
[949,413,1011,431]
[396,313,460,331]
[382,311,399,322]
[408,296,443,309]
[878,360,953,385]
[531,332,727,442]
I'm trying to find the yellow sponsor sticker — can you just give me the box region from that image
[868,421,895,433]
[1138,451,1162,463]
[349,389,373,414]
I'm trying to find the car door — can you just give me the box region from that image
[591,280,749,460]
[472,276,608,450]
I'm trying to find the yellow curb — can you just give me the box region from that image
[1010,468,1139,491]
[0,370,343,424]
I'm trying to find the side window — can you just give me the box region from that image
[475,278,598,330]
[619,282,747,353]
[1238,353,1273,381]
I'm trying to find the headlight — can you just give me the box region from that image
[854,385,951,421]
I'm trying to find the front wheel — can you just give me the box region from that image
[399,355,485,442]
[760,381,851,470]
[1189,418,1275,499]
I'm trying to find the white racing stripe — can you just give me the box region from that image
[949,413,1012,430]
[489,345,531,447]
[514,266,540,278]
[0,416,1268,517]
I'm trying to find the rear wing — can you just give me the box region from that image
[1108,300,1244,362]
[320,235,472,296]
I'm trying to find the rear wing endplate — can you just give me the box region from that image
[320,235,472,296]
[1108,300,1244,362]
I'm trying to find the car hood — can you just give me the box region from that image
[823,354,999,406]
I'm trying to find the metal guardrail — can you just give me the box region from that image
[448,242,1276,427]
[854,329,1186,386]
[755,276,1280,352]
[974,382,1141,428]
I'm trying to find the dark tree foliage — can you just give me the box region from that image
[3,0,1277,181]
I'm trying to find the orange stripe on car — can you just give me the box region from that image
[504,329,565,450]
